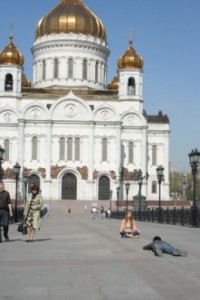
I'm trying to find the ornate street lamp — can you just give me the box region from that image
[188,148,200,226]
[22,173,29,204]
[156,165,164,222]
[0,145,5,182]
[138,175,143,220]
[109,190,113,212]
[13,163,21,222]
[116,186,120,219]
[125,182,130,212]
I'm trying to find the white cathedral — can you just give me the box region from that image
[0,0,170,202]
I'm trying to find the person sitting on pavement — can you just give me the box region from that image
[120,210,140,238]
[143,236,188,257]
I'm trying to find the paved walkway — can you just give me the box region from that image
[0,212,200,300]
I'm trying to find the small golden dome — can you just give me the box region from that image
[108,75,119,90]
[0,35,24,66]
[22,74,31,88]
[35,0,107,40]
[118,40,143,70]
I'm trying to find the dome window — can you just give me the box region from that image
[5,74,13,91]
[128,77,135,95]
[42,60,46,80]
[83,59,87,80]
[68,59,73,79]
[95,61,99,83]
[54,58,59,79]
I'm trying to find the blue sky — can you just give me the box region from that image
[0,0,200,172]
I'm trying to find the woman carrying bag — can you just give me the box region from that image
[23,184,44,242]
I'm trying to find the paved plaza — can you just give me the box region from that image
[0,211,200,300]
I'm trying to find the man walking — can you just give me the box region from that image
[0,182,13,242]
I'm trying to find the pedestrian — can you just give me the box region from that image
[100,206,104,220]
[0,182,13,242]
[107,208,111,219]
[143,236,188,257]
[68,208,71,214]
[120,210,140,238]
[91,207,96,219]
[23,184,44,242]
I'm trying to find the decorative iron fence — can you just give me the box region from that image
[110,207,200,228]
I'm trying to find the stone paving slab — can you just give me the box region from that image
[0,214,200,300]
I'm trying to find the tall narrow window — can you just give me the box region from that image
[102,138,107,161]
[32,136,38,160]
[128,77,135,95]
[42,60,46,80]
[54,58,59,79]
[152,181,157,193]
[152,145,157,165]
[68,58,73,79]
[67,137,73,161]
[95,61,99,82]
[128,142,134,164]
[60,137,65,160]
[5,74,13,91]
[4,139,9,161]
[75,137,80,161]
[83,59,87,80]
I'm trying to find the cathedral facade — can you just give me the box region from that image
[0,0,170,202]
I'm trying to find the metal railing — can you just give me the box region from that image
[110,207,200,228]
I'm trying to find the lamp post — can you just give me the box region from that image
[116,186,120,219]
[22,173,29,204]
[13,163,21,222]
[188,148,200,227]
[138,175,143,220]
[109,190,113,211]
[125,182,130,212]
[156,165,164,223]
[0,145,5,182]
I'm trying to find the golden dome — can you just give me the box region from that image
[108,75,119,90]
[35,0,107,40]
[22,74,31,88]
[118,40,143,70]
[0,35,24,66]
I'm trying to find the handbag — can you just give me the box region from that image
[17,222,27,235]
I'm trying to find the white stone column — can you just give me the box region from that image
[116,123,122,181]
[18,120,25,168]
[45,121,52,180]
[87,122,95,200]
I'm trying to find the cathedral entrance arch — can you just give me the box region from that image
[62,173,77,200]
[28,174,40,193]
[98,175,110,200]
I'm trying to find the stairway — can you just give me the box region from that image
[45,200,111,216]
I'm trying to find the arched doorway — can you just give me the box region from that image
[62,173,77,200]
[98,175,110,200]
[28,174,40,193]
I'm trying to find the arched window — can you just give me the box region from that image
[75,137,80,161]
[128,77,135,95]
[95,61,99,82]
[5,74,13,91]
[42,60,46,80]
[102,138,107,161]
[152,145,157,165]
[128,141,134,164]
[4,139,9,161]
[152,181,157,193]
[83,59,87,80]
[32,136,38,160]
[67,137,73,161]
[60,137,65,161]
[54,58,59,79]
[68,58,73,79]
